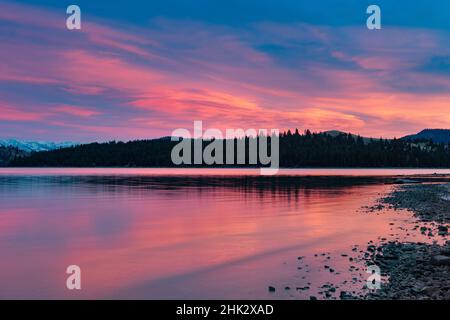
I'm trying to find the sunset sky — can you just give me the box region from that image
[0,0,449,142]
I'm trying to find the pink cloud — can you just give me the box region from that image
[53,105,101,117]
[0,102,44,121]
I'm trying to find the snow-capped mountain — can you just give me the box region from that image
[0,139,76,152]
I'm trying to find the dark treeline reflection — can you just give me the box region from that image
[0,175,387,201]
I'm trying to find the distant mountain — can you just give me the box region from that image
[323,130,377,144]
[0,139,76,152]
[402,129,450,144]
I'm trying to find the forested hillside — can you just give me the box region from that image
[10,131,450,168]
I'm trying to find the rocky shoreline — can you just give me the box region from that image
[365,241,450,299]
[365,181,450,300]
[374,182,450,224]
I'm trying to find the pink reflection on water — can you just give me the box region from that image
[0,177,440,299]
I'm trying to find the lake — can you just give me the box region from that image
[0,168,447,299]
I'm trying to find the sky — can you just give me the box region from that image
[0,0,449,142]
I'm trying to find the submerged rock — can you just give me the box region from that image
[438,226,449,236]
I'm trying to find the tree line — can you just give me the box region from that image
[9,131,450,168]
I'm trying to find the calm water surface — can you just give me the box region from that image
[1,168,450,176]
[0,168,444,299]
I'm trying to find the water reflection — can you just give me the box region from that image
[0,174,428,299]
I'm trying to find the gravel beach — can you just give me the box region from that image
[365,180,450,300]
